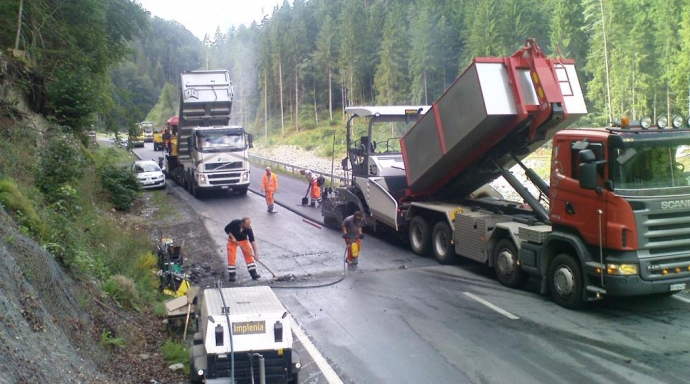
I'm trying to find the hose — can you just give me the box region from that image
[270,245,350,290]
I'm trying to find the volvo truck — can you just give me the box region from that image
[165,70,252,197]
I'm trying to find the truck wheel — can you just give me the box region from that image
[548,253,584,309]
[236,186,248,196]
[191,182,201,198]
[189,359,202,384]
[409,216,431,256]
[432,221,456,264]
[493,239,528,288]
[288,373,299,384]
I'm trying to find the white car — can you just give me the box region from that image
[133,160,166,189]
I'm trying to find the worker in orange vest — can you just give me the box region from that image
[260,167,279,212]
[300,169,322,207]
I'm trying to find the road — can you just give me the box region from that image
[134,142,690,384]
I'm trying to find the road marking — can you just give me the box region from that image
[673,295,690,304]
[463,292,520,320]
[290,315,343,384]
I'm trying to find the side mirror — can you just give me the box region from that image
[578,149,601,193]
[579,163,599,192]
[247,133,254,149]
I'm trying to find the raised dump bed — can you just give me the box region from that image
[179,70,233,127]
[401,55,587,197]
[177,70,234,159]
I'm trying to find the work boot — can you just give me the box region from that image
[249,270,261,280]
[228,272,236,282]
[310,201,316,208]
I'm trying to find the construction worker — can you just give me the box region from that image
[162,129,171,153]
[224,217,261,282]
[300,169,322,207]
[260,167,279,212]
[341,211,364,265]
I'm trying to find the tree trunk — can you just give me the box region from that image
[279,60,285,138]
[328,67,333,121]
[599,0,613,124]
[424,68,429,105]
[14,0,23,51]
[264,70,268,139]
[295,71,299,132]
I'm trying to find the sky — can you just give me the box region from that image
[136,0,286,40]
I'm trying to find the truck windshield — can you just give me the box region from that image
[368,121,417,153]
[142,123,153,133]
[197,132,246,151]
[611,142,690,194]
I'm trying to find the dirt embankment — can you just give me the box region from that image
[0,187,225,383]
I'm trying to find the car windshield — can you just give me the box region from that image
[135,163,160,173]
[611,142,690,193]
[198,132,246,150]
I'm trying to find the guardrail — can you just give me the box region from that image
[248,154,347,186]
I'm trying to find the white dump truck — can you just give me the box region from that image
[189,286,301,384]
[166,70,253,197]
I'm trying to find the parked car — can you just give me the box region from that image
[133,160,166,189]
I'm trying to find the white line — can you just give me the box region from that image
[463,292,520,320]
[290,315,343,384]
[673,294,690,304]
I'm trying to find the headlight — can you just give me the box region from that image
[657,115,668,129]
[640,115,652,129]
[199,174,207,182]
[197,369,204,376]
[606,263,639,275]
[671,115,684,129]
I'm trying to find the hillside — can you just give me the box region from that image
[0,54,228,383]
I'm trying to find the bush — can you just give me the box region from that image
[99,163,139,211]
[36,134,86,202]
[102,274,141,311]
[0,178,45,236]
[160,340,189,373]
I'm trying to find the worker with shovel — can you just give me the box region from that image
[342,211,365,266]
[300,169,322,207]
[224,217,261,282]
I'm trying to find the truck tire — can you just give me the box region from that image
[548,253,584,309]
[236,186,248,196]
[432,221,456,264]
[409,216,431,256]
[189,358,202,384]
[493,239,528,287]
[288,373,299,384]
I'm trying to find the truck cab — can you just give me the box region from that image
[322,106,429,229]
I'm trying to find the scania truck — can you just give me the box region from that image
[322,39,690,309]
[165,70,252,197]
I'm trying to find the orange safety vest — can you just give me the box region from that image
[261,172,278,191]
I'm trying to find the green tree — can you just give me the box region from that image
[374,7,410,104]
